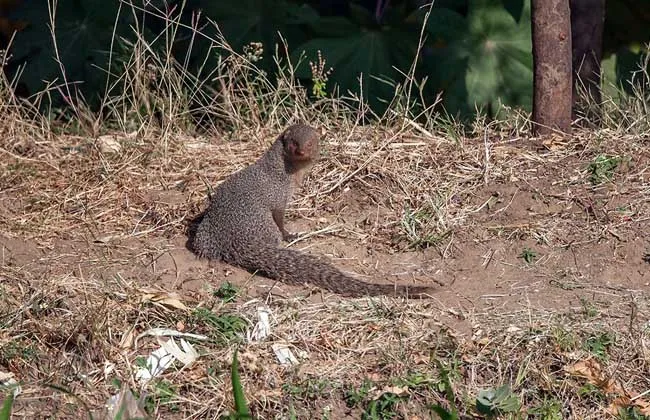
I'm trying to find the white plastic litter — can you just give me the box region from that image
[135,338,199,384]
[161,336,199,365]
[103,385,148,420]
[134,327,208,349]
[103,361,116,378]
[271,343,299,366]
[248,306,272,342]
[0,371,20,397]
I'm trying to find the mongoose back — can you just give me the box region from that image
[192,123,437,298]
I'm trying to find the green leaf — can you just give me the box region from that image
[603,0,650,52]
[307,16,359,37]
[285,3,321,25]
[292,27,416,112]
[502,0,526,22]
[348,3,375,26]
[615,47,646,91]
[8,0,133,101]
[0,391,15,420]
[476,384,521,415]
[419,1,533,115]
[429,405,457,420]
[464,0,533,111]
[428,359,460,420]
[419,8,472,115]
[422,7,469,43]
[231,348,251,419]
[292,37,362,79]
[466,47,500,106]
[203,0,315,58]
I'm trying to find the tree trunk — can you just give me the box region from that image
[531,0,573,136]
[570,0,606,124]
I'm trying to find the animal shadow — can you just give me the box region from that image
[184,210,206,255]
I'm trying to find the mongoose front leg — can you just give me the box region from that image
[272,208,298,242]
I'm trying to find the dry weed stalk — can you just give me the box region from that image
[0,3,649,419]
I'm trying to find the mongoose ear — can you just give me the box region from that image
[280,127,293,145]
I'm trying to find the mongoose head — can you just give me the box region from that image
[280,124,321,166]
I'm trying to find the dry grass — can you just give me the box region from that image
[1,4,650,419]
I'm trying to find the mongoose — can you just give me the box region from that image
[192,123,437,298]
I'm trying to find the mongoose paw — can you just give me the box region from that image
[282,232,300,242]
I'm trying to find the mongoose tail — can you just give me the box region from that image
[229,243,438,298]
[192,123,439,298]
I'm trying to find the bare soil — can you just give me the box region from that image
[1,127,649,418]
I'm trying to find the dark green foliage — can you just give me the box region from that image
[229,349,252,419]
[344,380,373,408]
[291,3,419,113]
[6,0,134,104]
[362,392,404,420]
[0,390,14,420]
[603,0,650,54]
[200,0,318,57]
[290,0,534,115]
[3,0,649,118]
[191,308,247,344]
[429,360,460,420]
[422,0,533,116]
[588,155,623,185]
[502,0,527,22]
[214,282,239,303]
[475,385,521,416]
[343,379,407,419]
[583,332,615,361]
[615,48,647,91]
[519,247,537,264]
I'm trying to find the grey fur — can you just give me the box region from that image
[192,124,436,297]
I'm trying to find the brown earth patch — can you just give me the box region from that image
[1,126,649,418]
